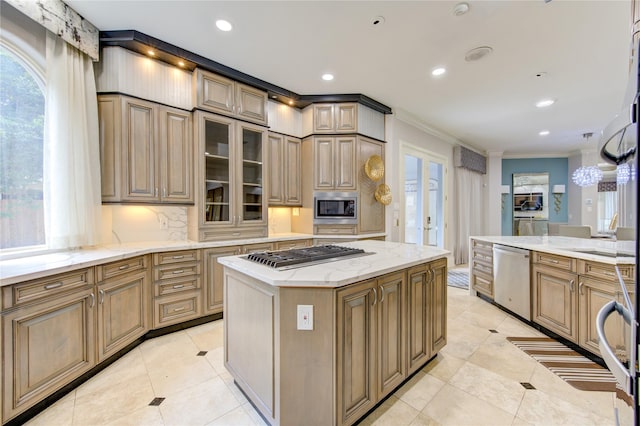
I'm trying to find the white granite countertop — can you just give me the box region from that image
[218,240,450,288]
[470,235,636,265]
[0,233,385,287]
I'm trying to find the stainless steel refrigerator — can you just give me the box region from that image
[596,40,639,426]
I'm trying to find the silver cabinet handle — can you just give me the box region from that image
[119,265,129,270]
[99,289,105,304]
[173,270,184,274]
[569,279,575,292]
[379,286,385,303]
[173,306,185,312]
[549,259,559,264]
[163,188,166,198]
[172,255,184,259]
[579,282,584,295]
[89,292,95,308]
[372,287,377,305]
[155,188,158,197]
[173,284,184,289]
[44,282,63,290]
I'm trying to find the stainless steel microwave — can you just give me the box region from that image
[313,192,358,224]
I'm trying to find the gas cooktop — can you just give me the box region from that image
[245,245,370,270]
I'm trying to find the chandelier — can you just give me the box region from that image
[572,165,603,187]
[616,162,636,185]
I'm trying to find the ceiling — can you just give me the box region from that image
[66,0,633,156]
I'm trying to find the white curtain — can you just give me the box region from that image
[454,167,485,264]
[43,32,101,249]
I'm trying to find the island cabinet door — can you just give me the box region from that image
[532,264,579,342]
[430,259,447,355]
[376,272,406,399]
[336,279,377,426]
[407,264,430,375]
[203,246,241,314]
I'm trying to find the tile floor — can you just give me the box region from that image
[25,285,617,426]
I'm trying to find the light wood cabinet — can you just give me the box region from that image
[98,94,193,204]
[312,103,357,133]
[532,261,579,342]
[273,239,312,250]
[470,239,494,298]
[152,250,202,328]
[190,111,268,241]
[193,68,267,125]
[312,136,357,191]
[407,258,447,375]
[203,246,241,315]
[267,133,302,206]
[95,256,150,362]
[2,276,95,422]
[336,271,405,426]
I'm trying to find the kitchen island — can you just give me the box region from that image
[218,240,449,426]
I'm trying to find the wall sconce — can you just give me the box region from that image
[552,184,565,214]
[500,185,510,210]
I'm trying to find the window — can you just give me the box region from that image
[0,45,45,250]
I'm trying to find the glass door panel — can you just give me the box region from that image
[241,127,263,222]
[428,161,444,247]
[404,154,422,244]
[203,119,231,224]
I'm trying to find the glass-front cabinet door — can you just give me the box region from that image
[202,114,234,225]
[239,123,264,224]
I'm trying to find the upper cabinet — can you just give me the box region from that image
[98,94,193,204]
[268,133,302,206]
[188,111,268,241]
[312,103,357,133]
[193,68,268,125]
[313,136,357,191]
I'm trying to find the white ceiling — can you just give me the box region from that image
[67,0,633,156]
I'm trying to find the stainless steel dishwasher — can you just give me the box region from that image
[493,244,531,320]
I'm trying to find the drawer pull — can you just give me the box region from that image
[549,259,559,264]
[173,270,184,274]
[605,271,615,276]
[172,306,186,312]
[89,292,95,308]
[569,279,575,292]
[232,232,241,236]
[99,289,105,304]
[173,284,184,289]
[119,265,129,270]
[172,255,184,259]
[44,282,63,290]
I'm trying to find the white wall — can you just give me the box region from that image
[486,152,503,235]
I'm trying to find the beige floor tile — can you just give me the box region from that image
[205,404,259,426]
[75,348,149,399]
[139,331,201,369]
[394,370,447,411]
[186,319,225,351]
[103,406,164,426]
[25,392,76,426]
[467,332,538,382]
[408,412,442,426]
[422,384,515,426]
[159,376,242,426]
[146,355,218,397]
[496,315,546,338]
[241,402,269,426]
[448,361,526,415]
[439,320,491,360]
[72,374,156,425]
[361,395,421,426]
[204,345,226,375]
[517,389,615,426]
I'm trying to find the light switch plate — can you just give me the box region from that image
[297,305,313,331]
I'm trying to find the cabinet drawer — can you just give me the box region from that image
[155,277,201,297]
[472,250,493,265]
[153,250,200,266]
[314,224,357,235]
[471,239,493,252]
[472,274,493,297]
[154,291,202,328]
[274,239,312,250]
[533,252,576,272]
[2,268,94,309]
[199,227,268,241]
[96,256,147,281]
[578,260,635,282]
[471,259,493,277]
[154,262,201,281]
[242,242,274,254]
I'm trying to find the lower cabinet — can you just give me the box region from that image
[469,238,494,298]
[532,264,579,342]
[204,246,242,315]
[96,256,150,362]
[152,250,202,328]
[2,286,96,422]
[407,258,447,375]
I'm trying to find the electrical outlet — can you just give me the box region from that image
[297,305,313,331]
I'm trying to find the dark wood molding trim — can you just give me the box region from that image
[99,30,392,114]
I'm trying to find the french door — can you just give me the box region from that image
[402,146,446,248]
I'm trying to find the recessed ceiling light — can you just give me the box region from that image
[216,19,233,32]
[147,50,155,56]
[431,67,446,77]
[288,100,294,105]
[177,61,185,67]
[536,99,555,108]
[453,2,470,16]
[322,73,334,81]
[539,130,550,136]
